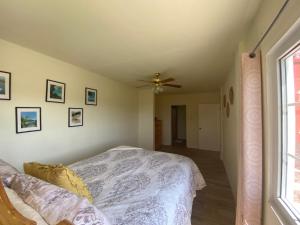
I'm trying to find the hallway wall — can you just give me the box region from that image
[155,92,220,149]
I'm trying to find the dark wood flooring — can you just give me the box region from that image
[160,145,236,225]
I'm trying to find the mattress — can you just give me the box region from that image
[69,146,206,225]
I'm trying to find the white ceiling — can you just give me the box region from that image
[0,0,261,93]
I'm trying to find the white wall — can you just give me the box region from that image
[0,39,139,170]
[220,43,243,199]
[221,0,300,224]
[138,89,154,150]
[156,92,220,149]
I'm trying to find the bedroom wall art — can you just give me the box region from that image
[15,107,42,133]
[85,88,97,105]
[1,39,138,170]
[0,71,11,100]
[68,108,83,127]
[46,79,66,103]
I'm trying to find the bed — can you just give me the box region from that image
[0,180,71,225]
[69,146,206,225]
[0,146,206,225]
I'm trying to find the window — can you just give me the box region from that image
[280,45,300,221]
[266,19,300,225]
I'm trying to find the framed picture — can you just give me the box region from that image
[68,108,83,127]
[15,107,42,134]
[46,79,65,103]
[85,88,97,105]
[0,71,11,100]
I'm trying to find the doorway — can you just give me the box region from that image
[171,105,187,147]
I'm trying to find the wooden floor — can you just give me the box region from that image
[160,145,236,225]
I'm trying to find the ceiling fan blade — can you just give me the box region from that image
[136,84,152,88]
[163,84,182,88]
[160,78,175,83]
[137,80,154,83]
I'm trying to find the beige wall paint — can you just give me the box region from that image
[0,39,138,171]
[220,44,243,198]
[222,0,300,224]
[138,89,155,150]
[156,92,220,149]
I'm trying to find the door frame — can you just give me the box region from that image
[171,105,187,146]
[171,105,178,145]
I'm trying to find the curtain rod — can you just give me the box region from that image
[249,0,291,58]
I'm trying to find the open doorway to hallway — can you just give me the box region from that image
[171,105,187,147]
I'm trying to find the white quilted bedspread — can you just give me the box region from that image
[69,146,206,225]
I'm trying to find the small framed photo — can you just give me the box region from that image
[0,71,11,100]
[85,88,97,105]
[68,108,83,127]
[15,107,42,134]
[46,79,65,103]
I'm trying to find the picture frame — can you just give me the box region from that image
[46,79,66,103]
[0,71,11,100]
[85,88,97,105]
[15,107,42,134]
[68,108,83,127]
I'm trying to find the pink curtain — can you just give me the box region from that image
[235,53,263,225]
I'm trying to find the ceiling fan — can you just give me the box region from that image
[137,72,182,94]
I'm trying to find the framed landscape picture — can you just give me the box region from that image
[85,88,97,105]
[0,71,11,100]
[46,79,65,103]
[15,107,42,134]
[68,108,83,127]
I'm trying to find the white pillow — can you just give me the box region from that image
[5,187,48,225]
[9,174,112,225]
[0,159,20,186]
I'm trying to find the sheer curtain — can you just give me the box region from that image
[235,52,263,225]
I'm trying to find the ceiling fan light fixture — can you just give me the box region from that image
[153,85,164,94]
[153,87,159,94]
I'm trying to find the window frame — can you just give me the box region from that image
[267,18,300,225]
[279,44,300,221]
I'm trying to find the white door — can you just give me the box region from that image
[198,104,221,151]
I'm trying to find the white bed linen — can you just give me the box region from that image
[8,174,112,225]
[69,146,206,225]
[5,187,48,225]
